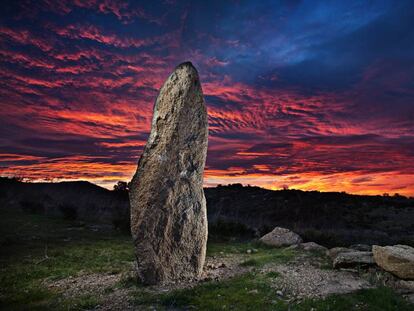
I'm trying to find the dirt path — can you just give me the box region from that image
[46,249,414,310]
[264,261,371,300]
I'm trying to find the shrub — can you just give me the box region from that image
[300,228,345,248]
[208,219,254,241]
[112,215,131,235]
[20,200,44,214]
[58,204,78,220]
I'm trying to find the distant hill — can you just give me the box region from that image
[205,184,414,247]
[1,178,413,247]
[0,177,129,229]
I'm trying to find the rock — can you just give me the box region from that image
[350,244,372,251]
[395,280,414,293]
[373,245,414,279]
[259,227,302,247]
[326,247,352,260]
[246,249,252,254]
[129,62,208,285]
[300,242,328,252]
[333,251,375,269]
[287,244,300,250]
[270,261,372,299]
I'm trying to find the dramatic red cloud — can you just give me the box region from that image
[1,1,413,196]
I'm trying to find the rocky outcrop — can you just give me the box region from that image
[260,227,302,247]
[300,242,327,252]
[333,251,375,269]
[373,245,414,279]
[326,247,353,260]
[350,244,371,251]
[129,62,208,285]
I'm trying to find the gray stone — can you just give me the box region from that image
[373,245,414,280]
[350,244,372,251]
[300,242,328,252]
[129,62,208,285]
[260,227,302,247]
[326,247,352,260]
[333,251,375,269]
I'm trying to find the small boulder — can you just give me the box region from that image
[350,244,372,252]
[326,247,352,260]
[300,242,328,252]
[260,227,302,247]
[372,245,414,280]
[333,251,375,269]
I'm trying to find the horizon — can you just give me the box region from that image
[1,1,414,196]
[3,176,413,199]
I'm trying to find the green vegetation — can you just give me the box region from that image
[134,272,282,310]
[0,209,134,310]
[207,240,271,256]
[206,240,296,267]
[295,287,413,311]
[239,248,295,267]
[132,274,412,311]
[208,219,255,240]
[1,208,412,310]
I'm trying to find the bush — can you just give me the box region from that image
[208,219,254,241]
[300,228,345,248]
[58,204,78,220]
[112,215,131,235]
[111,204,131,234]
[20,200,44,214]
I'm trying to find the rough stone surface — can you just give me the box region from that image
[326,247,353,260]
[129,62,208,285]
[350,244,372,251]
[268,261,372,299]
[260,227,302,247]
[300,242,328,252]
[373,245,414,279]
[333,251,375,269]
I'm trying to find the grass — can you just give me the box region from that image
[206,240,259,256]
[206,239,297,267]
[239,248,296,267]
[295,287,413,311]
[133,272,285,310]
[0,208,134,310]
[132,273,413,311]
[1,208,413,311]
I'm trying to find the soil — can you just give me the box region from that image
[46,250,412,310]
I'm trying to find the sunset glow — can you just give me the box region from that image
[1,1,413,196]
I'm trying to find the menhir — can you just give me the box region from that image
[129,62,208,285]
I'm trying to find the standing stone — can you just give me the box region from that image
[129,62,208,285]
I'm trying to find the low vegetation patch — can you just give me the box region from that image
[239,248,296,267]
[1,209,412,310]
[134,272,283,310]
[296,287,413,311]
[0,209,133,310]
[132,275,412,311]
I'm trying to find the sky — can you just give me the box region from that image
[0,0,413,196]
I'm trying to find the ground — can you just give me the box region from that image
[0,209,413,310]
